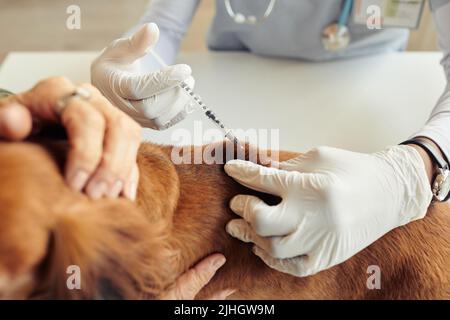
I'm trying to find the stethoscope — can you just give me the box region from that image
[224,0,354,52]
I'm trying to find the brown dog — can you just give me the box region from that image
[0,138,448,299]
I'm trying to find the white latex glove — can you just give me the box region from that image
[91,23,195,130]
[225,145,432,277]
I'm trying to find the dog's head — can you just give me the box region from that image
[0,142,174,299]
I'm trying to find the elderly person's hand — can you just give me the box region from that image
[0,77,141,200]
[158,254,235,300]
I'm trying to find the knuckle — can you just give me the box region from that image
[46,76,71,86]
[71,140,101,169]
[100,153,130,180]
[248,203,270,234]
[114,114,141,140]
[83,109,106,129]
[251,214,270,236]
[190,267,206,283]
[33,76,72,93]
[309,146,333,161]
[186,269,206,292]
[62,102,81,119]
[267,241,284,259]
[99,152,116,171]
[80,82,101,95]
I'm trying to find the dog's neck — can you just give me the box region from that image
[135,144,180,223]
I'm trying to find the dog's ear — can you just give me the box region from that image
[33,200,174,299]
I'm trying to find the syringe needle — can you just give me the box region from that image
[148,49,241,145]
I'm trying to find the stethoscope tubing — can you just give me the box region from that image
[338,0,354,27]
[226,0,353,28]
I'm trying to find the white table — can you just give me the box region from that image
[0,51,446,152]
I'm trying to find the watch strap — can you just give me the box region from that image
[401,137,449,170]
[401,137,450,201]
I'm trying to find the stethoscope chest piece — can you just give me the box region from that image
[322,0,354,52]
[322,23,351,52]
[225,0,354,52]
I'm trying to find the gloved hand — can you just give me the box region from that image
[225,145,432,277]
[91,23,195,130]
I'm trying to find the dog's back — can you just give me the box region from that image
[165,143,450,299]
[0,140,448,299]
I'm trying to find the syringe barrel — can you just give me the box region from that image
[148,49,241,145]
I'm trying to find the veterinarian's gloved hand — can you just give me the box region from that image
[158,254,236,300]
[0,76,141,200]
[91,23,195,130]
[225,146,432,277]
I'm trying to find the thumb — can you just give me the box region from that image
[252,246,313,277]
[0,100,32,141]
[224,159,290,196]
[103,23,160,63]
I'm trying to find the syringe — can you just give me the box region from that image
[148,49,241,145]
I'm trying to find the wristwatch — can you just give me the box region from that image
[401,137,450,201]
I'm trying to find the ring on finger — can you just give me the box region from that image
[55,87,92,115]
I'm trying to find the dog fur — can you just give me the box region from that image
[0,139,448,299]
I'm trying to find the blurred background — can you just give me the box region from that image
[0,0,440,62]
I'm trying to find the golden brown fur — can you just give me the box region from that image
[0,139,448,299]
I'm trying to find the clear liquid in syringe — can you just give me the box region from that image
[179,82,240,145]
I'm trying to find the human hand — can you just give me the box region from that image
[158,254,235,300]
[91,23,195,130]
[225,146,432,276]
[0,76,141,200]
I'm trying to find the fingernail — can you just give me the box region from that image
[147,22,158,33]
[88,181,108,199]
[125,181,137,201]
[68,170,89,192]
[212,256,226,269]
[107,180,123,198]
[224,161,240,175]
[226,222,237,237]
[224,163,234,175]
[230,195,244,211]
